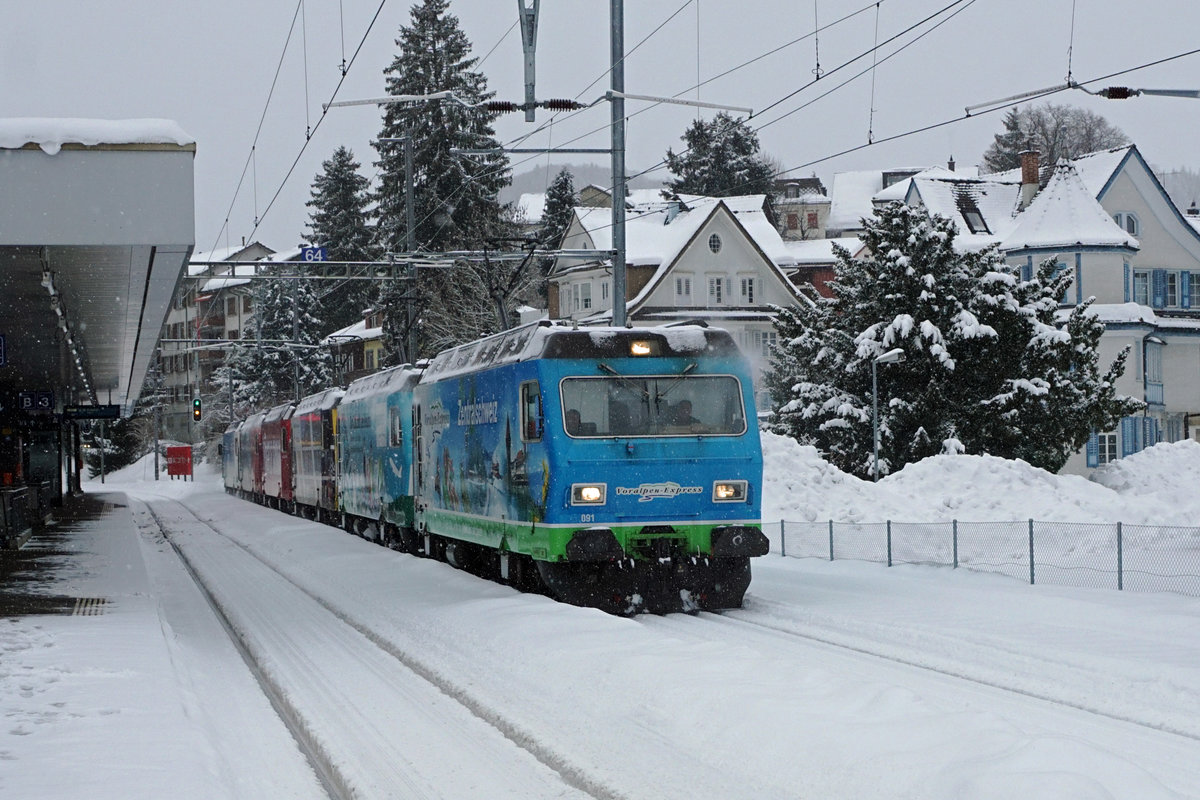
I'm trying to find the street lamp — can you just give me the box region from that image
[872,347,906,482]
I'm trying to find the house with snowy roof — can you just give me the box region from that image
[548,194,808,390]
[962,145,1200,472]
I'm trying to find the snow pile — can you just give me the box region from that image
[761,430,1200,525]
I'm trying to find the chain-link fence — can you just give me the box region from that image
[770,519,1200,597]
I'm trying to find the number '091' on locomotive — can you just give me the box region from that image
[222,321,769,614]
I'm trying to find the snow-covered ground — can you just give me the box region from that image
[3,437,1199,799]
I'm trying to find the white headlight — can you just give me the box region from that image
[713,480,747,502]
[571,483,606,505]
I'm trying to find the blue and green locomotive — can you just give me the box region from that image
[223,321,768,614]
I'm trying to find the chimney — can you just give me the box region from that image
[947,155,955,172]
[1018,150,1040,211]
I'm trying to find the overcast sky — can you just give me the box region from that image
[4,0,1199,254]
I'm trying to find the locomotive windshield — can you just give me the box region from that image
[559,375,747,437]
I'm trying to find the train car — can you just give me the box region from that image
[412,320,768,614]
[221,421,241,494]
[336,365,422,545]
[236,410,267,499]
[261,401,296,511]
[292,388,343,524]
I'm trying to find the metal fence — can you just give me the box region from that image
[771,519,1200,598]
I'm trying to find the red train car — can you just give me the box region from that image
[261,402,296,511]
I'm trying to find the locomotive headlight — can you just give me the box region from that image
[713,480,748,502]
[571,483,606,505]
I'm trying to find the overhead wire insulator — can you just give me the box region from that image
[1099,86,1137,99]
[483,101,521,113]
[540,98,585,111]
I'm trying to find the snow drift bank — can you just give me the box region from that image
[762,431,1200,526]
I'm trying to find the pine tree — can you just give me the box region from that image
[305,145,375,331]
[766,203,1142,478]
[536,167,576,301]
[664,112,776,199]
[225,269,333,409]
[372,0,515,362]
[373,0,509,254]
[981,103,1128,174]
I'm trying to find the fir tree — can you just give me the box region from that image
[373,0,509,254]
[766,203,1142,478]
[305,146,375,331]
[372,0,515,361]
[664,112,776,200]
[225,269,333,409]
[536,167,576,301]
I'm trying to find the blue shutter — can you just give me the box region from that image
[1075,253,1083,305]
[1152,269,1167,308]
[1183,272,1191,309]
[1120,416,1138,456]
[1124,262,1130,303]
[1086,433,1099,468]
[1143,416,1160,448]
[1022,256,1033,282]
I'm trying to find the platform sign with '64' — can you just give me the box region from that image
[301,247,328,262]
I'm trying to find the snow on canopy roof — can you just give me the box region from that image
[0,118,194,155]
[1000,159,1139,252]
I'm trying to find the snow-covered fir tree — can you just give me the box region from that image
[373,0,509,254]
[305,145,375,331]
[371,0,515,362]
[664,112,776,199]
[766,202,1142,478]
[223,270,333,410]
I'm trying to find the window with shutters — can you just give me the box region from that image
[675,276,692,303]
[807,212,819,229]
[1133,270,1149,305]
[1097,433,1117,464]
[708,276,724,305]
[1190,275,1200,308]
[1166,272,1179,306]
[740,277,755,304]
[786,213,799,230]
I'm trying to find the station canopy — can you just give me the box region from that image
[0,119,195,417]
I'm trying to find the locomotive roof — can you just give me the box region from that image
[342,363,422,402]
[421,321,740,383]
[294,387,344,415]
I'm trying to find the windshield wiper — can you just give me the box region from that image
[654,362,697,404]
[598,362,650,399]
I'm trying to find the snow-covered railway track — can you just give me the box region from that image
[653,599,1200,743]
[142,498,611,800]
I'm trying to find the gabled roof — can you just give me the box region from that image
[826,166,931,232]
[1000,159,1139,253]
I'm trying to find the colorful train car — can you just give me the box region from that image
[336,365,422,545]
[291,388,343,523]
[261,401,296,510]
[413,322,768,613]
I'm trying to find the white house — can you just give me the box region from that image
[548,194,808,392]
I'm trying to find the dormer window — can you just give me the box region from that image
[1113,212,1140,236]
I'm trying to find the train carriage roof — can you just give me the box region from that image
[294,387,344,415]
[263,401,296,424]
[342,363,422,403]
[421,321,741,383]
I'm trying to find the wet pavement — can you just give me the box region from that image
[0,493,112,617]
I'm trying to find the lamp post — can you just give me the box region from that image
[872,348,906,482]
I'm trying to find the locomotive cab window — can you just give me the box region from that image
[521,381,543,441]
[559,374,746,437]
